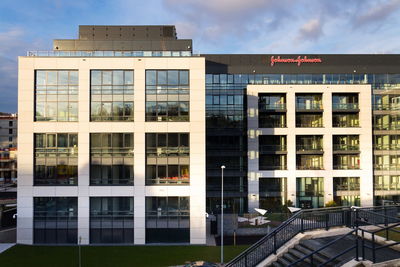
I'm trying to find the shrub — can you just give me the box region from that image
[325,200,338,207]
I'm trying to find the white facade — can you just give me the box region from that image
[247,84,373,210]
[17,56,206,244]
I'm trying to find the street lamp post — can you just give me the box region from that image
[221,165,225,266]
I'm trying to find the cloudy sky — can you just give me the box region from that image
[1,0,400,112]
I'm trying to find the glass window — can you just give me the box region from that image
[90,70,134,121]
[34,133,78,186]
[34,197,78,244]
[179,71,189,85]
[35,70,78,121]
[90,133,134,185]
[146,133,190,185]
[158,71,167,85]
[168,71,179,85]
[145,197,190,243]
[145,70,189,122]
[90,197,134,244]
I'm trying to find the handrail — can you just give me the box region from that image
[226,206,351,267]
[288,229,357,267]
[226,205,400,267]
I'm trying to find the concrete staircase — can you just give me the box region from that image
[269,234,400,267]
[270,241,341,267]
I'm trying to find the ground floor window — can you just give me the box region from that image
[145,196,189,243]
[259,177,287,212]
[33,197,77,244]
[90,197,134,243]
[296,177,324,208]
[333,177,360,206]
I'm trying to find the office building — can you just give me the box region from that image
[17,25,400,244]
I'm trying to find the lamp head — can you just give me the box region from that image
[221,165,226,169]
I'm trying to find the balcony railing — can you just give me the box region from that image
[374,164,400,171]
[28,50,193,57]
[332,103,359,110]
[334,184,360,191]
[333,144,360,151]
[373,104,400,111]
[259,103,286,111]
[333,121,360,127]
[259,145,287,153]
[146,177,189,185]
[259,122,287,128]
[374,184,400,191]
[296,122,324,127]
[259,165,287,170]
[296,102,323,110]
[296,145,323,152]
[296,165,324,170]
[333,164,360,170]
[146,147,189,157]
[374,144,400,150]
[374,124,400,130]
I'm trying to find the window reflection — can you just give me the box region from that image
[145,70,189,122]
[35,70,78,121]
[90,70,134,121]
[34,133,78,185]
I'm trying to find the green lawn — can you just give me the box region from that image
[376,227,400,242]
[0,245,249,267]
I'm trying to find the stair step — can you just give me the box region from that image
[271,261,282,267]
[277,256,291,266]
[283,252,299,263]
[298,242,334,262]
[288,248,323,265]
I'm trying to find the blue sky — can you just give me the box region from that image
[1,0,400,113]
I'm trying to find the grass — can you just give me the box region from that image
[0,244,249,267]
[376,227,400,242]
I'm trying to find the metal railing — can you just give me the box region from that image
[225,205,400,267]
[332,103,359,110]
[226,206,352,267]
[288,229,358,267]
[259,145,287,153]
[296,103,323,110]
[259,103,286,111]
[27,50,193,57]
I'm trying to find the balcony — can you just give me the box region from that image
[332,114,360,127]
[332,103,359,112]
[374,144,400,150]
[296,102,323,111]
[259,165,287,170]
[333,144,360,153]
[296,165,324,170]
[334,184,360,191]
[259,145,287,154]
[374,164,400,171]
[296,114,323,128]
[259,114,287,128]
[333,164,360,170]
[259,103,286,112]
[296,145,323,154]
[374,124,400,131]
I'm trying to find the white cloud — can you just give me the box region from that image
[297,19,323,42]
[353,0,400,29]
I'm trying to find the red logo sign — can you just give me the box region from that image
[270,56,322,67]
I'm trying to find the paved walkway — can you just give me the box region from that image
[0,243,15,254]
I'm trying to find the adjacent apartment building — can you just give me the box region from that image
[0,113,17,191]
[17,25,400,245]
